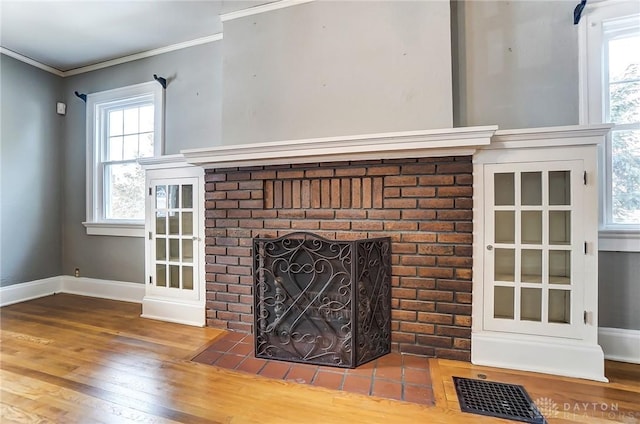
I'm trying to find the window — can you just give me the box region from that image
[580,0,640,251]
[84,82,164,237]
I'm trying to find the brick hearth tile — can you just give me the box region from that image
[223,331,247,343]
[214,353,245,369]
[376,352,403,367]
[208,339,237,353]
[346,360,375,378]
[229,342,253,356]
[285,364,318,384]
[403,384,434,405]
[372,379,402,401]
[259,361,292,379]
[193,350,222,365]
[375,360,402,382]
[236,357,268,375]
[402,353,430,370]
[312,370,345,391]
[240,334,254,344]
[403,368,432,386]
[342,374,372,395]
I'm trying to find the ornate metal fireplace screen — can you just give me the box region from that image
[253,232,392,368]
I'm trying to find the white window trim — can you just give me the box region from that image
[579,0,640,252]
[83,81,164,237]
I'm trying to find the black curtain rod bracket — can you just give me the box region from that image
[74,91,87,102]
[574,0,587,25]
[153,74,167,89]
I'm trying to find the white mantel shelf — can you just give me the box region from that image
[182,126,499,169]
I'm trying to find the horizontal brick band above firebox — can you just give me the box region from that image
[204,156,473,361]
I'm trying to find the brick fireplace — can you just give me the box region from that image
[204,156,473,361]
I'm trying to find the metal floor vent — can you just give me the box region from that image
[453,377,547,424]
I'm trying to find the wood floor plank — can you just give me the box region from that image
[2,294,638,424]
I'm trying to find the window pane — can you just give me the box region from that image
[521,172,542,206]
[609,81,640,124]
[139,132,154,158]
[607,34,639,84]
[549,171,571,205]
[612,130,640,224]
[104,163,145,220]
[108,136,123,161]
[495,173,515,206]
[109,109,123,136]
[139,105,154,133]
[123,107,139,134]
[494,286,514,319]
[123,135,139,160]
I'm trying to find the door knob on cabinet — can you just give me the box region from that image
[487,245,493,251]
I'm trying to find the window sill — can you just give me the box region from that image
[599,229,640,252]
[83,221,145,237]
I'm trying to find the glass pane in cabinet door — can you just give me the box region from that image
[156,238,166,261]
[521,288,542,322]
[495,173,515,206]
[156,264,166,287]
[182,185,193,208]
[494,248,515,282]
[182,239,193,263]
[549,211,571,245]
[495,211,515,243]
[549,250,571,284]
[521,172,542,206]
[168,185,179,209]
[169,212,180,235]
[169,265,180,288]
[549,171,571,205]
[155,186,167,209]
[494,286,514,319]
[156,212,166,235]
[183,266,194,290]
[521,249,542,283]
[549,289,571,323]
[169,239,180,262]
[182,212,193,236]
[521,211,542,244]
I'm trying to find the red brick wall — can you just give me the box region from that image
[204,156,472,361]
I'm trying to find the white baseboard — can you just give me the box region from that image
[599,327,640,364]
[0,275,144,307]
[0,276,63,307]
[141,296,205,327]
[60,276,144,303]
[472,332,608,382]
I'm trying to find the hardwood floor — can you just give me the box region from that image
[1,294,638,423]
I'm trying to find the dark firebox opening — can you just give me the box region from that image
[253,232,392,368]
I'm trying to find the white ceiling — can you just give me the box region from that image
[0,1,241,73]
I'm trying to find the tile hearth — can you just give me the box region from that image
[192,331,434,406]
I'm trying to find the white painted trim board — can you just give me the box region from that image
[0,276,144,307]
[599,327,640,364]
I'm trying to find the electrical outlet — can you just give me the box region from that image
[74,268,80,278]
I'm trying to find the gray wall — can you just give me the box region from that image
[61,42,222,283]
[0,54,64,286]
[599,252,640,330]
[222,0,452,145]
[453,0,579,129]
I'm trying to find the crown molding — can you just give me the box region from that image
[0,48,65,77]
[1,33,223,78]
[221,0,315,22]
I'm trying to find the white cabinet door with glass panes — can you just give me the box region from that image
[484,161,585,339]
[150,178,199,300]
